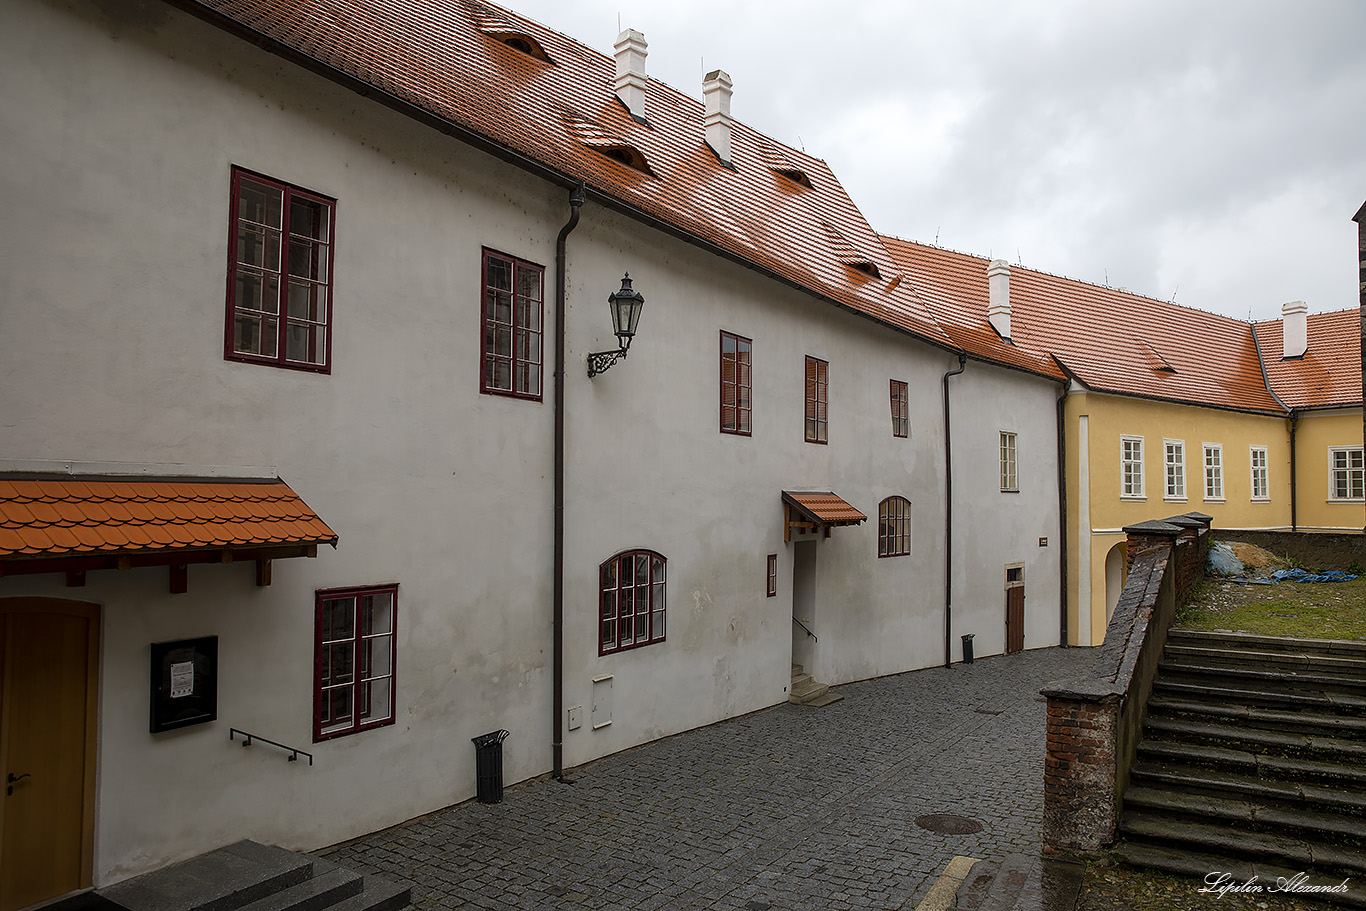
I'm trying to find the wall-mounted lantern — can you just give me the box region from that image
[587,273,645,377]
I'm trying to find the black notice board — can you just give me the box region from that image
[150,636,218,733]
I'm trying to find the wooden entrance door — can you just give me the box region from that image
[0,600,99,911]
[1004,565,1025,654]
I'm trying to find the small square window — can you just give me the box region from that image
[314,584,397,742]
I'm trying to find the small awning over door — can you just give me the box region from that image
[781,490,867,541]
[0,473,337,592]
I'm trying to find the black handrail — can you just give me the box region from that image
[230,728,313,766]
[792,617,817,641]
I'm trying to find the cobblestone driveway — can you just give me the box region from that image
[323,646,1093,911]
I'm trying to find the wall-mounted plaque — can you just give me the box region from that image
[150,636,218,733]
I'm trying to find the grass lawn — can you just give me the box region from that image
[1176,575,1366,640]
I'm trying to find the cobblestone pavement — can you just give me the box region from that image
[323,646,1094,911]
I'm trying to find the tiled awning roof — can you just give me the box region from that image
[0,475,337,591]
[782,491,867,541]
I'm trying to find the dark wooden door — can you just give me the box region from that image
[1005,585,1024,653]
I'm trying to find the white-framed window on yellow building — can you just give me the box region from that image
[1250,446,1269,502]
[1121,436,1144,499]
[1164,440,1186,501]
[1204,443,1224,501]
[1329,447,1365,501]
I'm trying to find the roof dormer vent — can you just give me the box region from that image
[1282,300,1307,359]
[613,29,648,123]
[822,222,881,279]
[703,70,733,166]
[563,113,655,176]
[758,143,812,189]
[987,259,1011,340]
[468,2,554,63]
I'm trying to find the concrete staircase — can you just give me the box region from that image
[790,664,843,707]
[95,840,409,911]
[1114,629,1366,906]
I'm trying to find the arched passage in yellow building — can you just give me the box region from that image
[1105,541,1128,624]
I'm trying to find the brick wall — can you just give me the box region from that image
[1042,685,1119,853]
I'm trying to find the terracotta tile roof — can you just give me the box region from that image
[782,491,867,526]
[0,477,337,561]
[175,0,957,351]
[1253,309,1363,410]
[880,236,1289,413]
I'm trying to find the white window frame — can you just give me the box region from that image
[1163,439,1186,501]
[1120,436,1145,499]
[999,431,1018,492]
[1329,447,1365,502]
[1203,443,1224,502]
[1250,446,1269,502]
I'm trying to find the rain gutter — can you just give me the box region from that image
[941,353,966,668]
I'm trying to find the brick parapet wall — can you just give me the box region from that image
[1042,684,1120,853]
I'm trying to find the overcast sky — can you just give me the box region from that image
[504,0,1366,323]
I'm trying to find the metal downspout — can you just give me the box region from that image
[1055,382,1069,647]
[553,183,585,781]
[942,353,967,668]
[1251,323,1297,531]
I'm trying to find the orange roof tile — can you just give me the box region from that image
[0,477,337,561]
[881,237,1289,414]
[782,491,867,526]
[1254,309,1363,410]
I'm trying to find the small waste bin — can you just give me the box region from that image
[961,633,975,665]
[472,730,510,804]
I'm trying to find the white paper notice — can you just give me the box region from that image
[170,661,194,698]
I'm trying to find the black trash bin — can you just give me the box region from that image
[472,730,510,804]
[961,633,975,665]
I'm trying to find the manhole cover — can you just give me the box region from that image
[915,813,983,835]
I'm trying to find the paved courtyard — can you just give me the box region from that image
[323,646,1094,911]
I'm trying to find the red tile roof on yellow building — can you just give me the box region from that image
[1253,308,1363,410]
[0,477,337,563]
[881,236,1291,414]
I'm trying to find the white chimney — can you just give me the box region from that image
[703,69,733,166]
[613,29,648,122]
[1282,300,1307,358]
[988,259,1011,340]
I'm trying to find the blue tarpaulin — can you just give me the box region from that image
[1272,569,1359,584]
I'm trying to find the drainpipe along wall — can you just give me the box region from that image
[553,183,585,781]
[1055,381,1069,647]
[942,353,966,668]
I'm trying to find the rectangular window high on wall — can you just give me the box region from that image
[1164,440,1186,500]
[890,380,909,437]
[481,249,544,399]
[1250,446,1269,501]
[804,356,828,444]
[314,585,397,741]
[1121,436,1144,498]
[766,554,777,597]
[720,331,752,435]
[226,168,335,372]
[1204,444,1224,500]
[999,431,1018,492]
[1330,447,1365,500]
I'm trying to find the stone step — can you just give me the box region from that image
[1163,643,1366,679]
[800,691,844,708]
[1151,679,1366,716]
[790,673,814,690]
[789,678,829,703]
[1120,814,1366,877]
[1156,660,1366,696]
[1147,695,1366,739]
[1129,762,1366,817]
[234,863,361,911]
[321,878,410,911]
[1167,629,1366,661]
[101,842,314,911]
[1136,739,1366,788]
[1124,786,1366,845]
[1144,714,1366,763]
[1108,842,1366,909]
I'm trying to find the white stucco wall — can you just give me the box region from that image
[1,0,1062,885]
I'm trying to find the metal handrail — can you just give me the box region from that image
[230,728,313,766]
[792,617,818,641]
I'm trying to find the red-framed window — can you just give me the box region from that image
[890,379,909,437]
[226,168,334,372]
[878,497,911,557]
[314,584,397,741]
[804,356,828,444]
[720,331,752,435]
[481,249,544,399]
[766,554,777,597]
[599,550,666,655]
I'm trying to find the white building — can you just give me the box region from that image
[0,0,1062,901]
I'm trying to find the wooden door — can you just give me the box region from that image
[0,601,98,911]
[1005,584,1025,654]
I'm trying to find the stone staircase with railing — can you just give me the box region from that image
[790,664,843,707]
[89,840,410,911]
[1113,628,1366,906]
